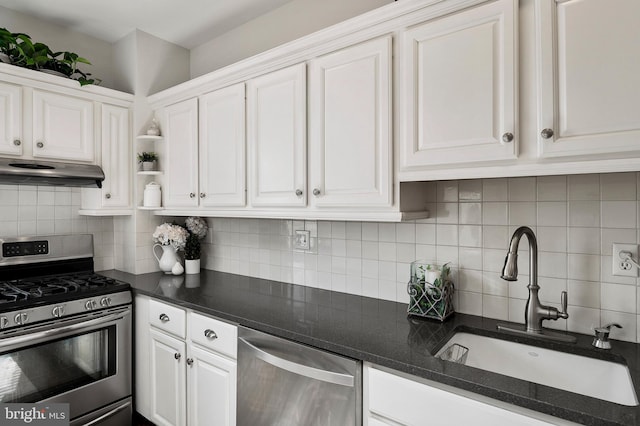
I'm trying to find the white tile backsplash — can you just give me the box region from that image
[186,172,640,342]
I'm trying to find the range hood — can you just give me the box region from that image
[0,158,105,188]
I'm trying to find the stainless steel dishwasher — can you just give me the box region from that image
[237,326,362,425]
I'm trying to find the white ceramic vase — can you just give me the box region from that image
[185,259,200,274]
[153,244,179,274]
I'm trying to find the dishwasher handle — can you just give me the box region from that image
[238,337,354,387]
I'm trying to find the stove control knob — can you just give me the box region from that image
[14,313,28,325]
[100,297,112,307]
[85,300,97,311]
[52,306,65,318]
[0,316,8,329]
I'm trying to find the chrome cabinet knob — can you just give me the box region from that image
[189,192,196,198]
[541,128,554,139]
[105,193,111,199]
[295,189,303,196]
[13,139,21,146]
[159,313,170,322]
[36,141,44,148]
[174,353,181,360]
[312,188,321,196]
[186,358,194,366]
[199,193,206,198]
[204,329,217,340]
[502,132,514,143]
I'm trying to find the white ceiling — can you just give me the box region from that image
[0,0,294,49]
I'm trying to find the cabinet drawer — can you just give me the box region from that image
[188,312,237,359]
[149,299,186,339]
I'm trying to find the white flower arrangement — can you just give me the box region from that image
[153,223,188,250]
[185,216,208,239]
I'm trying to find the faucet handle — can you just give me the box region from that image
[593,323,622,350]
[558,291,569,319]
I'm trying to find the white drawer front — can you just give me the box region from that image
[189,312,237,359]
[149,299,186,339]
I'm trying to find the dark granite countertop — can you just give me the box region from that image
[101,269,640,426]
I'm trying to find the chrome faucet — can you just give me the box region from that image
[497,226,576,343]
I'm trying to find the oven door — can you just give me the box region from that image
[0,305,132,423]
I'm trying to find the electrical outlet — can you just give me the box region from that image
[294,230,310,251]
[612,243,639,277]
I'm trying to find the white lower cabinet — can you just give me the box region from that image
[365,365,569,426]
[135,296,237,426]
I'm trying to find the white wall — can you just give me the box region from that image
[0,5,117,89]
[190,0,394,77]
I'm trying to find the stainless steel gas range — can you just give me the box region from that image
[0,234,132,426]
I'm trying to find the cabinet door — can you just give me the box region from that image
[0,82,21,156]
[150,329,187,426]
[32,90,94,162]
[309,37,392,208]
[164,98,199,208]
[400,0,517,168]
[100,104,130,208]
[135,296,152,420]
[537,0,640,158]
[199,83,246,207]
[187,345,237,426]
[247,63,306,207]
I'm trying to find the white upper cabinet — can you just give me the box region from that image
[164,98,199,208]
[309,36,392,208]
[32,89,95,162]
[247,63,306,207]
[99,104,130,208]
[199,83,246,207]
[536,0,640,158]
[0,81,21,156]
[400,0,517,169]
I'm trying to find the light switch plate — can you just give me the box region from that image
[294,230,310,251]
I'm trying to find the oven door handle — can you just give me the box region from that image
[82,400,132,426]
[0,310,129,348]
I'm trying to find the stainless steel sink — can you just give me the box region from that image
[436,331,638,406]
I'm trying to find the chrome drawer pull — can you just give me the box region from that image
[204,329,217,340]
[159,313,170,322]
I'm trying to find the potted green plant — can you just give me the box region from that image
[183,217,208,274]
[0,28,22,63]
[137,152,158,171]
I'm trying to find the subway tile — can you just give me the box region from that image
[508,298,527,324]
[436,224,458,246]
[537,277,567,304]
[317,255,331,272]
[601,201,636,228]
[346,240,362,258]
[482,295,509,320]
[483,272,508,296]
[362,278,379,299]
[378,261,397,281]
[601,311,636,342]
[567,306,600,335]
[378,223,396,242]
[346,258,362,276]
[396,243,416,263]
[601,282,636,314]
[436,203,458,224]
[483,202,508,225]
[508,177,536,201]
[457,269,483,292]
[396,223,416,243]
[509,202,536,226]
[331,239,346,257]
[346,222,362,240]
[331,256,346,275]
[378,242,397,261]
[568,200,600,227]
[537,202,567,227]
[345,276,362,295]
[602,228,636,254]
[458,247,483,270]
[457,291,483,316]
[361,241,378,260]
[415,244,436,262]
[482,178,508,201]
[331,274,347,293]
[482,225,508,249]
[331,221,346,239]
[537,175,567,201]
[318,221,332,238]
[17,190,36,205]
[416,224,436,245]
[437,180,458,202]
[601,172,637,201]
[459,180,482,201]
[459,225,482,248]
[305,220,317,237]
[568,174,600,201]
[362,260,379,279]
[567,280,600,309]
[568,254,600,282]
[396,283,410,304]
[361,222,378,241]
[536,226,567,252]
[436,246,458,267]
[567,227,600,255]
[459,202,482,225]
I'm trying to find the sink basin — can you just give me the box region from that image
[436,332,638,406]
